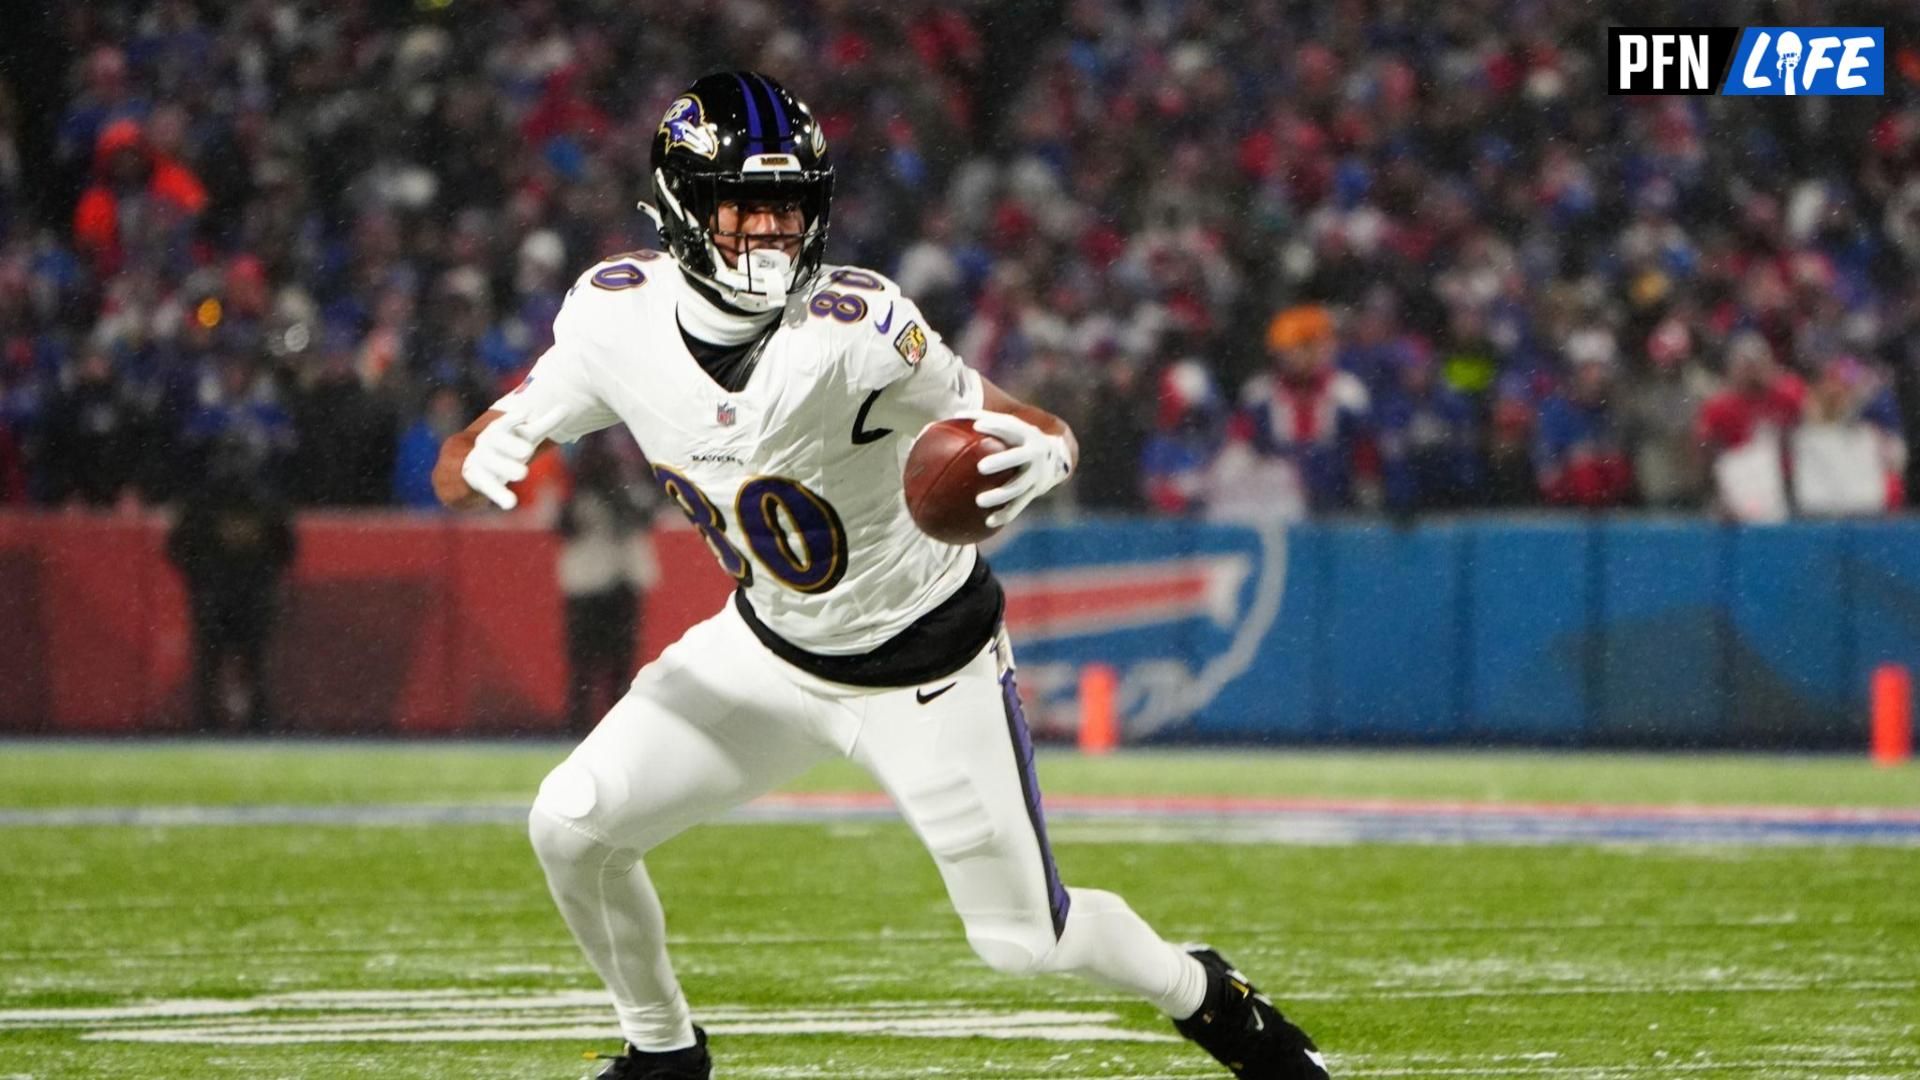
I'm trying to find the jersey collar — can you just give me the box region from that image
[676,271,780,346]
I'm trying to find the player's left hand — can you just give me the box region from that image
[959,409,1073,528]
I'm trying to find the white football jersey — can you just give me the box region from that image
[495,251,985,655]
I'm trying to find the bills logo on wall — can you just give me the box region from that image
[1607,27,1883,95]
[986,520,1289,742]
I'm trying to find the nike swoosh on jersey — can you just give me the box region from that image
[874,302,894,335]
[915,681,957,704]
[852,387,893,445]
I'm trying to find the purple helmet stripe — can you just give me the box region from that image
[1000,667,1071,938]
[732,72,766,153]
[754,73,794,148]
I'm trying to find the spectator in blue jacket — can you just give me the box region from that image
[1374,340,1480,513]
[182,351,295,491]
[1141,359,1227,516]
[393,384,469,509]
[1229,305,1377,513]
[1536,333,1634,508]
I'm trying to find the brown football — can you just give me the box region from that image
[903,418,1015,544]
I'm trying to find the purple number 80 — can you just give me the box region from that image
[807,290,868,322]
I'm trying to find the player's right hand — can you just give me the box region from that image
[461,406,566,510]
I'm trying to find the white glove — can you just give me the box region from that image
[960,409,1074,528]
[462,405,566,510]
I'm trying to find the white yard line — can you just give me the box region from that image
[2,985,1913,1077]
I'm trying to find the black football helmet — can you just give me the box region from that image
[646,71,834,313]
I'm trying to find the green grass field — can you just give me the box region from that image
[2,743,1917,1079]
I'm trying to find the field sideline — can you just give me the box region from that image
[2,743,1916,1079]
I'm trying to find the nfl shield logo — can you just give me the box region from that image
[716,401,737,427]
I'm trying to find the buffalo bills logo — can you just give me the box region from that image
[660,95,719,159]
[988,521,1288,741]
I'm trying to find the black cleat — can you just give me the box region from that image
[1174,948,1329,1079]
[591,1025,711,1079]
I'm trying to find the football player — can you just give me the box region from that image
[433,71,1328,1080]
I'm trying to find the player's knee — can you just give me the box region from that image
[528,759,610,871]
[964,919,1062,977]
[528,803,597,871]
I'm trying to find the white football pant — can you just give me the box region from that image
[527,602,1207,1051]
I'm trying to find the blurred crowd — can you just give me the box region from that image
[4,0,1920,524]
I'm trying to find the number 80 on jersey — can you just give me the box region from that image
[651,465,848,594]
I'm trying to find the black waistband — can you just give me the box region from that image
[734,557,1004,688]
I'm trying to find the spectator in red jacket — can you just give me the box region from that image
[71,118,207,277]
[1697,333,1807,456]
[1697,332,1806,521]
